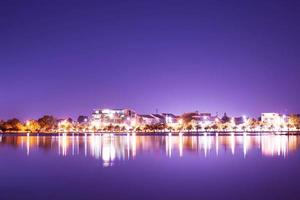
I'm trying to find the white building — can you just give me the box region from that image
[261,113,284,125]
[150,114,165,124]
[90,108,137,130]
[138,115,156,125]
[162,113,177,124]
[191,113,216,128]
[261,113,287,130]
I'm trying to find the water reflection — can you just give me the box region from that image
[0,134,299,167]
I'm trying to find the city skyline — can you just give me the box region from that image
[0,105,297,121]
[1,108,299,133]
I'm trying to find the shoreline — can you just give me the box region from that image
[1,131,300,136]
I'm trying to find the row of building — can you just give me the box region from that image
[89,109,179,130]
[69,108,297,132]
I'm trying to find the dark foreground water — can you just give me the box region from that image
[0,133,300,200]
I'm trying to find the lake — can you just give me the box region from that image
[0,133,300,200]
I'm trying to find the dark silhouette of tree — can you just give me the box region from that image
[181,112,198,125]
[211,124,218,131]
[135,126,142,132]
[38,115,57,132]
[186,124,193,132]
[204,126,210,132]
[195,125,202,132]
[0,120,5,132]
[0,118,24,132]
[114,125,120,132]
[67,118,73,123]
[121,126,127,132]
[107,124,113,132]
[221,113,230,123]
[167,126,174,132]
[77,115,88,123]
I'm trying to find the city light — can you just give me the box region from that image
[0,109,299,134]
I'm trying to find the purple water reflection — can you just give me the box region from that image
[0,134,300,200]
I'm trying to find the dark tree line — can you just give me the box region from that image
[0,115,58,132]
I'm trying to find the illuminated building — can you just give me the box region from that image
[261,113,281,124]
[162,113,178,124]
[261,113,286,130]
[191,113,218,128]
[138,115,156,125]
[90,108,138,130]
[150,114,165,124]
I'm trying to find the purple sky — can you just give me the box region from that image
[0,0,300,120]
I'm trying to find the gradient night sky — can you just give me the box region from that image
[0,0,299,120]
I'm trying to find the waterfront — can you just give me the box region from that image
[1,134,300,199]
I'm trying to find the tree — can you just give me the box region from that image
[135,126,142,132]
[121,126,127,132]
[186,124,193,132]
[38,115,57,132]
[289,115,300,130]
[232,126,237,132]
[280,124,284,131]
[176,124,184,132]
[167,126,174,132]
[269,125,274,131]
[287,123,292,132]
[67,118,73,123]
[204,126,210,132]
[65,122,74,132]
[1,118,25,132]
[241,126,246,132]
[77,115,88,123]
[211,124,218,132]
[221,113,230,123]
[248,118,259,131]
[106,124,113,132]
[114,125,120,132]
[26,120,41,132]
[195,125,202,132]
[0,120,5,132]
[143,124,153,132]
[181,112,198,126]
[222,124,228,132]
[260,123,264,131]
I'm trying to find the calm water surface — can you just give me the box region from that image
[0,133,300,200]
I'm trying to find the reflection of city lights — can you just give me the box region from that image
[61,133,68,156]
[243,133,249,157]
[204,133,208,157]
[72,134,75,155]
[179,133,183,157]
[84,133,87,156]
[166,133,172,157]
[127,133,130,158]
[216,133,219,156]
[102,137,116,167]
[1,134,298,167]
[26,133,30,156]
[131,133,136,158]
[261,135,290,157]
[230,133,235,155]
[58,134,61,155]
[36,135,39,146]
